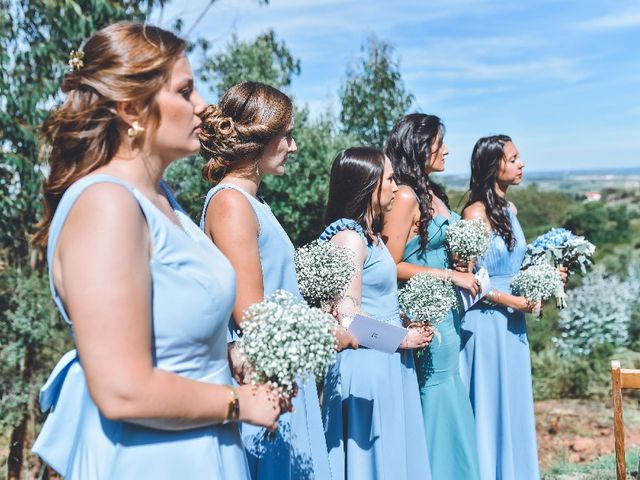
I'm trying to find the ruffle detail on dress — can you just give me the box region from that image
[319,218,367,243]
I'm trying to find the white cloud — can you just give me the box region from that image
[410,57,587,83]
[576,9,640,31]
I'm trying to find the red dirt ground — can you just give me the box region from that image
[536,398,640,468]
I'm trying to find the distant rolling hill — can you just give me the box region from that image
[437,167,640,193]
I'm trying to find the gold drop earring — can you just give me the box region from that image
[127,121,145,138]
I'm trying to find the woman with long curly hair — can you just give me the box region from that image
[459,135,539,480]
[382,113,480,479]
[32,23,282,479]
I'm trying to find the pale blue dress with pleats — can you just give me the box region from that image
[201,183,332,480]
[32,174,249,479]
[459,208,540,480]
[319,218,431,480]
[403,211,480,480]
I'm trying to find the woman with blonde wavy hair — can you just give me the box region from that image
[32,22,282,479]
[199,81,355,480]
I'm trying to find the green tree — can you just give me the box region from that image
[508,184,579,240]
[562,201,632,249]
[605,204,631,243]
[339,34,414,147]
[198,29,300,96]
[563,201,608,246]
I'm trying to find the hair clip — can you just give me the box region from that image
[68,50,84,72]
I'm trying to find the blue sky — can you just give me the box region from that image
[153,0,640,174]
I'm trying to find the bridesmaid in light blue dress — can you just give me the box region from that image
[383,114,480,479]
[199,82,335,480]
[34,176,251,478]
[32,23,280,479]
[320,147,432,480]
[459,135,540,480]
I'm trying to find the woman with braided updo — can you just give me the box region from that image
[199,82,352,480]
[31,22,282,479]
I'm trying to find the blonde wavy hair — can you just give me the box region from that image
[33,21,186,246]
[199,82,293,182]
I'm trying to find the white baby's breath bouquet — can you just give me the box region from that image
[445,218,491,266]
[295,240,357,309]
[398,273,458,347]
[238,290,338,396]
[511,263,564,317]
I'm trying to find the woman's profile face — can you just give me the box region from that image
[257,119,297,176]
[152,55,207,163]
[373,156,398,214]
[425,132,448,174]
[497,141,524,186]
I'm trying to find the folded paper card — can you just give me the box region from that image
[347,314,407,354]
[457,267,492,312]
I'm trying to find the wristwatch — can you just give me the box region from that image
[223,386,240,424]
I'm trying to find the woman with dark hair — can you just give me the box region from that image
[199,82,350,480]
[320,147,432,480]
[459,135,539,479]
[382,113,480,479]
[32,23,282,479]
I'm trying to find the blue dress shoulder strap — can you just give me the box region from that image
[47,174,155,325]
[200,183,263,235]
[320,218,370,264]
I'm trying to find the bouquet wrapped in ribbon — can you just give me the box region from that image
[522,227,595,274]
[445,218,491,268]
[239,290,338,396]
[294,240,357,309]
[520,227,595,309]
[398,272,458,345]
[511,262,564,317]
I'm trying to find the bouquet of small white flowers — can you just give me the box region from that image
[398,272,458,346]
[295,240,357,309]
[521,227,596,274]
[511,263,564,317]
[238,290,338,396]
[445,218,491,266]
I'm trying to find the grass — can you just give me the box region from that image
[543,447,640,480]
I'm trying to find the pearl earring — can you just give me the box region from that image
[127,121,145,138]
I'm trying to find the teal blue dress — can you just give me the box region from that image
[33,175,250,479]
[459,208,539,480]
[320,218,431,480]
[201,184,332,480]
[402,210,480,480]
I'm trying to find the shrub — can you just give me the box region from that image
[554,266,638,357]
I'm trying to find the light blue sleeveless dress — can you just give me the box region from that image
[402,210,480,480]
[319,218,431,480]
[32,174,249,479]
[459,208,540,480]
[201,183,332,480]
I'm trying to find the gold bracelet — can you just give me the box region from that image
[443,268,452,283]
[222,385,240,424]
[485,289,500,306]
[494,291,502,304]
